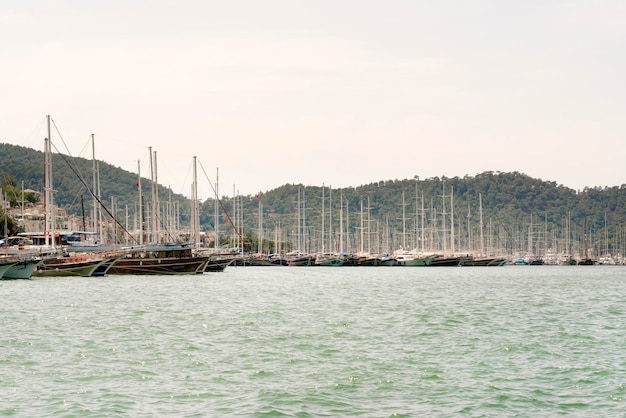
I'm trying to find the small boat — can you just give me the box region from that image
[463,256,507,267]
[3,257,41,279]
[268,254,288,266]
[33,256,112,277]
[577,258,595,265]
[0,259,18,279]
[107,243,210,275]
[429,255,463,266]
[316,254,344,266]
[341,254,360,266]
[559,254,577,266]
[357,256,377,266]
[204,257,234,272]
[376,255,396,266]
[394,253,435,266]
[284,251,315,266]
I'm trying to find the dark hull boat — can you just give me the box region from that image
[107,244,209,275]
[204,258,234,272]
[33,257,110,277]
[429,256,464,266]
[462,257,507,266]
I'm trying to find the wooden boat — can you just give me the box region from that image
[463,257,506,267]
[284,251,315,266]
[558,254,577,265]
[268,254,288,266]
[316,254,344,266]
[3,257,41,279]
[91,256,122,276]
[341,254,360,266]
[107,243,209,275]
[0,259,18,279]
[357,256,377,266]
[376,256,397,266]
[462,256,507,266]
[33,256,112,277]
[395,253,435,266]
[429,255,463,266]
[204,257,234,272]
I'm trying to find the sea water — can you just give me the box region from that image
[1,266,625,417]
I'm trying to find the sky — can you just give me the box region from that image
[1,1,625,199]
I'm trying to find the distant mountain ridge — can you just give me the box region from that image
[2,142,626,254]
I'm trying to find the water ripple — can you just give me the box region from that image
[1,267,625,416]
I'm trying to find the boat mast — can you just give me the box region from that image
[149,147,160,243]
[321,184,325,255]
[329,186,333,254]
[441,182,447,254]
[44,115,55,249]
[450,186,455,254]
[2,189,7,244]
[215,168,219,250]
[421,190,425,252]
[367,195,371,253]
[359,199,364,254]
[479,193,485,256]
[467,200,472,254]
[91,134,100,241]
[137,160,143,245]
[192,156,199,247]
[401,192,406,249]
[257,192,262,254]
[415,179,419,251]
[297,187,301,252]
[345,197,350,254]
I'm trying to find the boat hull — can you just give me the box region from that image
[0,260,18,279]
[108,256,209,275]
[463,257,507,266]
[395,256,435,266]
[3,258,41,279]
[33,258,107,277]
[204,258,233,272]
[317,257,344,266]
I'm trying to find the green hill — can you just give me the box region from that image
[2,142,626,258]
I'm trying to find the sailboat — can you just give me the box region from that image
[106,154,210,275]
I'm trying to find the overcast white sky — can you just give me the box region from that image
[1,1,625,198]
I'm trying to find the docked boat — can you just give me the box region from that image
[394,252,435,266]
[462,256,507,266]
[558,254,577,266]
[376,255,397,266]
[341,254,360,266]
[284,251,315,266]
[0,259,18,279]
[357,256,377,266]
[32,255,114,277]
[204,257,234,272]
[316,254,344,266]
[429,255,463,266]
[107,243,210,275]
[2,257,41,279]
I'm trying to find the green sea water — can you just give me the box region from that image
[1,266,625,417]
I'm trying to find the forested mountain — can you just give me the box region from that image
[0,142,188,216]
[2,142,626,256]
